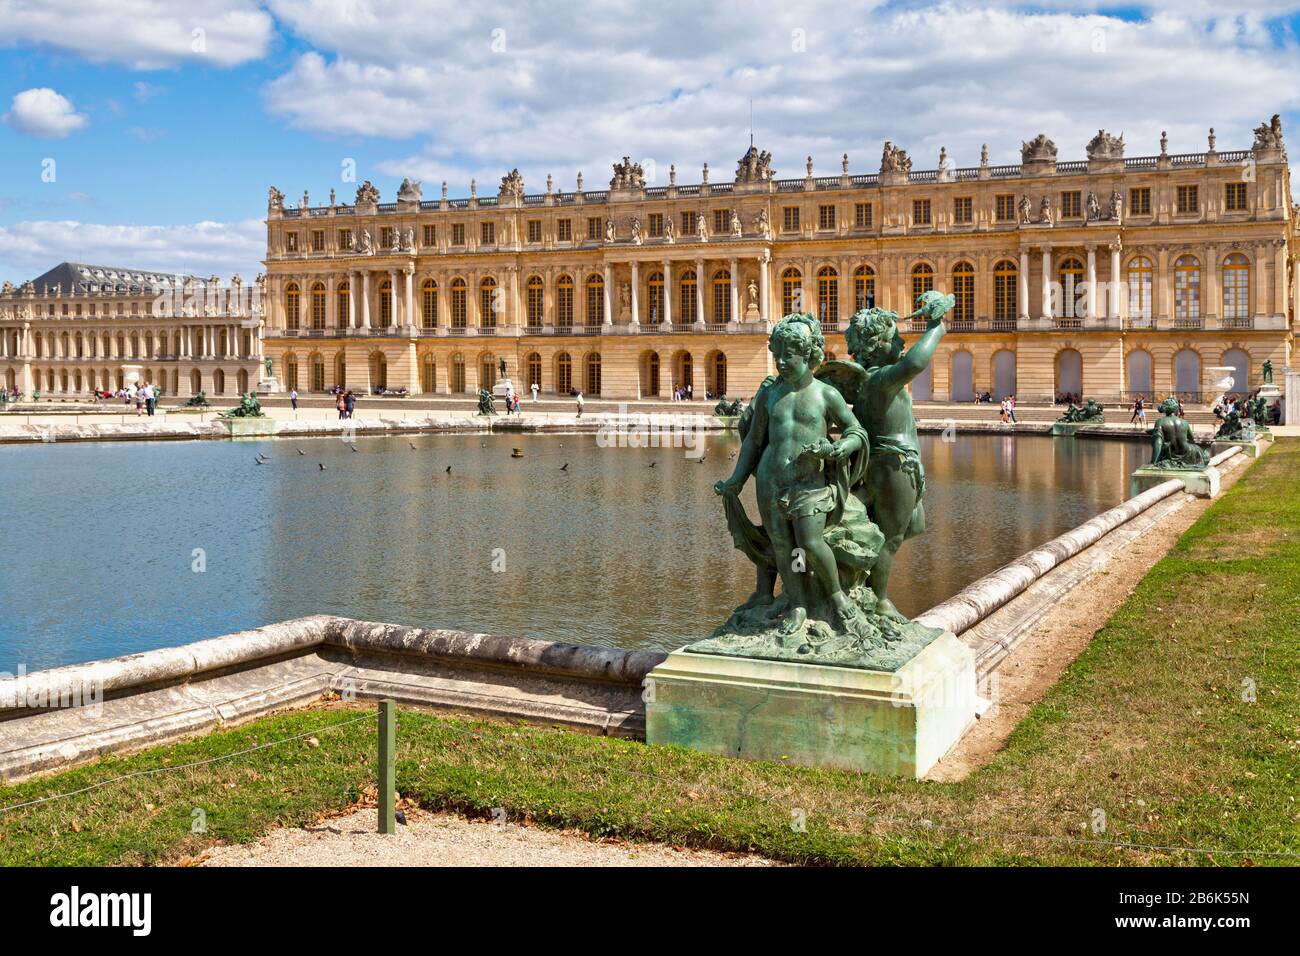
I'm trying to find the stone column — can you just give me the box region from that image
[361,272,371,329]
[1156,247,1171,322]
[1109,242,1121,321]
[1040,246,1052,319]
[1203,244,1218,321]
[404,265,415,329]
[438,271,450,328]
[729,257,739,324]
[348,271,358,328]
[603,263,613,326]
[694,257,705,328]
[630,260,640,326]
[1272,240,1287,316]
[759,252,770,324]
[1254,244,1268,317]
[1086,245,1097,322]
[663,259,673,325]
[389,268,400,328]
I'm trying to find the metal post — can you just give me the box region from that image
[378,699,396,834]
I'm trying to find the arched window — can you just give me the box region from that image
[678,352,694,391]
[479,276,497,329]
[644,352,660,396]
[450,352,466,392]
[951,261,975,325]
[421,354,436,392]
[1222,348,1250,394]
[713,352,728,397]
[556,351,573,394]
[337,280,350,327]
[646,271,664,325]
[283,354,298,391]
[1222,254,1250,323]
[421,279,437,329]
[556,275,574,328]
[480,353,497,389]
[450,278,467,329]
[369,352,387,389]
[1174,256,1201,323]
[993,259,1018,322]
[1127,256,1153,323]
[679,270,698,324]
[1173,348,1201,397]
[525,352,542,390]
[781,267,802,315]
[585,352,602,395]
[585,274,604,326]
[310,353,325,391]
[526,275,543,328]
[311,283,326,330]
[853,265,875,311]
[712,270,732,324]
[950,351,974,402]
[911,263,934,304]
[213,369,225,395]
[993,349,1017,400]
[378,279,393,327]
[285,283,300,330]
[335,352,347,389]
[1055,348,1083,398]
[1057,258,1084,320]
[1126,349,1153,398]
[817,266,839,325]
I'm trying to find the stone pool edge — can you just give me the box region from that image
[0,445,1251,784]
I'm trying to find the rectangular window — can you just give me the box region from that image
[527,219,542,243]
[681,210,698,236]
[953,197,973,224]
[1061,191,1082,219]
[818,204,836,230]
[1225,182,1247,211]
[995,194,1016,222]
[452,223,465,245]
[1129,188,1151,216]
[380,227,394,248]
[912,199,931,225]
[782,206,800,231]
[311,230,325,251]
[854,202,872,228]
[1176,185,1199,214]
[587,217,602,241]
[557,218,572,241]
[713,209,729,235]
[285,232,299,252]
[481,221,495,245]
[339,229,353,250]
[648,213,664,238]
[422,224,436,246]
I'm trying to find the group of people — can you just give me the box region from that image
[670,385,694,401]
[107,382,161,416]
[998,394,1019,423]
[334,390,357,419]
[1130,395,1183,424]
[1054,391,1083,406]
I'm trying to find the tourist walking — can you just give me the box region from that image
[145,381,156,417]
[575,390,584,418]
[344,390,356,419]
[1007,394,1018,423]
[289,388,298,411]
[133,384,144,416]
[1130,395,1146,424]
[336,392,347,420]
[530,381,539,402]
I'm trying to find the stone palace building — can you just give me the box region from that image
[0,263,265,398]
[259,118,1297,404]
[3,117,1295,405]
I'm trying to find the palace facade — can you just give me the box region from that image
[260,120,1297,404]
[0,263,265,398]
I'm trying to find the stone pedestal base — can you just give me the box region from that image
[257,377,281,394]
[1212,437,1267,459]
[1130,463,1220,498]
[644,631,976,779]
[1049,420,1101,436]
[713,415,741,431]
[220,417,277,437]
[492,378,514,400]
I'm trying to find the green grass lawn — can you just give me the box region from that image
[2,442,1298,866]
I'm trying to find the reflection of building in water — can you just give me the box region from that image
[259,123,1294,402]
[0,262,264,398]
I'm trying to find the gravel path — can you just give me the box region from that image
[198,806,777,867]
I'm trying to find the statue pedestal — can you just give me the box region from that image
[1130,463,1220,499]
[1212,437,1268,459]
[220,417,277,438]
[712,415,741,432]
[257,377,281,395]
[1049,420,1101,436]
[492,378,514,400]
[644,631,976,779]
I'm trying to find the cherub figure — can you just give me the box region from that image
[715,314,875,640]
[818,290,953,619]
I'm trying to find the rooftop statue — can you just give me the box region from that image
[397,177,423,202]
[355,181,381,206]
[879,141,912,175]
[267,186,285,212]
[1253,114,1284,151]
[1021,133,1058,163]
[693,292,953,670]
[1086,129,1125,161]
[1057,398,1104,424]
[498,169,524,201]
[609,157,645,190]
[735,145,775,183]
[1150,398,1208,468]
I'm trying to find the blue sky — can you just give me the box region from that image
[1,0,1297,281]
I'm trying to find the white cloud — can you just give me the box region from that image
[260,1,1300,194]
[0,0,274,69]
[0,219,265,282]
[3,88,88,139]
